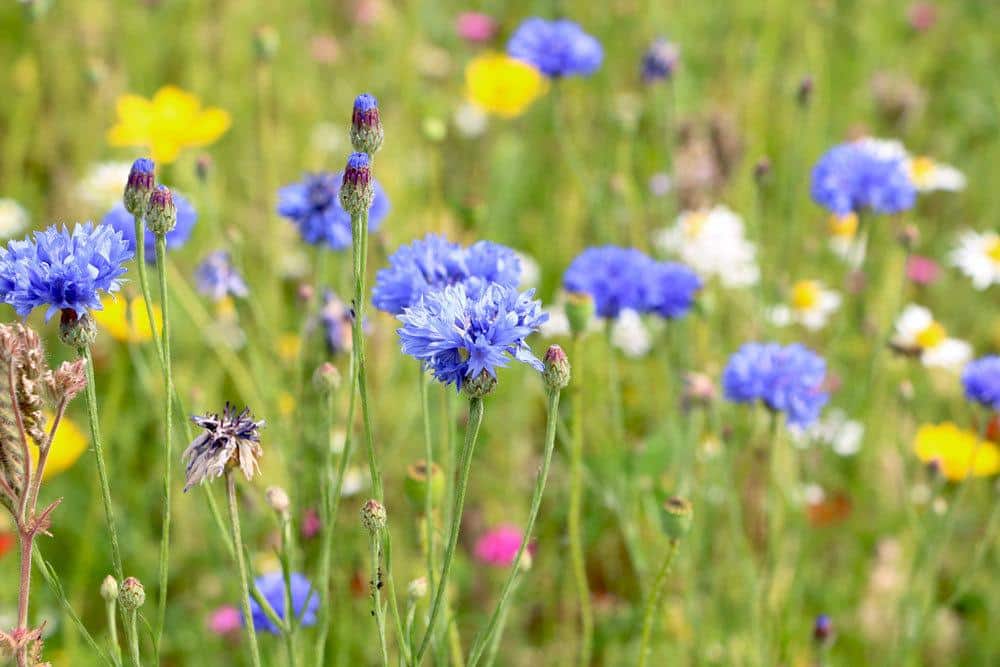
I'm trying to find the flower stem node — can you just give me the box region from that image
[565,292,595,338]
[463,371,497,399]
[542,344,571,392]
[146,185,178,236]
[404,460,445,509]
[123,158,155,217]
[58,310,98,349]
[338,152,375,217]
[312,362,342,395]
[265,486,291,516]
[350,93,384,155]
[360,498,387,535]
[100,575,119,603]
[658,496,693,539]
[119,577,145,611]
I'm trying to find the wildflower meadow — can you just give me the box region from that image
[1,1,999,665]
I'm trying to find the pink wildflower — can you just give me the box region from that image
[474,524,532,567]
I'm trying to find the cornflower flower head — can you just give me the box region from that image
[562,246,651,318]
[474,524,533,568]
[350,93,384,155]
[507,18,603,78]
[723,342,829,427]
[246,572,319,634]
[645,261,702,319]
[465,53,548,118]
[276,171,389,250]
[949,229,1000,290]
[461,240,523,295]
[194,251,249,302]
[810,139,916,215]
[962,356,1000,411]
[0,223,132,320]
[0,199,29,240]
[397,282,547,392]
[913,422,1000,480]
[320,289,354,355]
[182,403,265,491]
[641,38,680,83]
[103,189,197,263]
[890,304,971,371]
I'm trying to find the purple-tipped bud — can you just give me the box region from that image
[813,614,833,644]
[360,498,387,534]
[641,38,680,83]
[146,185,177,237]
[123,158,156,217]
[59,310,97,349]
[339,152,375,216]
[119,577,145,611]
[797,75,814,107]
[350,93,384,154]
[542,344,571,391]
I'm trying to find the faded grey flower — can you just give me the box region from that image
[182,403,265,491]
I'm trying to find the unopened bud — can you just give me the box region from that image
[813,614,833,644]
[253,25,280,62]
[360,498,387,534]
[313,362,342,394]
[462,370,497,399]
[796,75,814,107]
[339,152,375,216]
[407,577,428,600]
[119,577,145,611]
[146,185,177,236]
[564,292,595,338]
[195,154,213,182]
[351,93,384,155]
[266,486,291,515]
[59,310,98,349]
[404,460,445,509]
[753,157,771,186]
[123,158,155,217]
[542,345,571,391]
[100,575,118,602]
[897,224,920,250]
[659,496,693,539]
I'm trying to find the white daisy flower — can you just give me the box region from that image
[654,205,760,288]
[75,161,131,212]
[949,229,1000,290]
[769,279,841,331]
[0,198,29,239]
[610,309,652,358]
[907,155,965,192]
[827,213,866,267]
[791,408,864,456]
[453,101,488,138]
[341,467,366,497]
[891,304,972,371]
[857,137,909,161]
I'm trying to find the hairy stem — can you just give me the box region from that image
[153,235,174,650]
[226,472,261,667]
[637,539,680,667]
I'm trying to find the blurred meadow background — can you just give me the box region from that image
[1,0,999,665]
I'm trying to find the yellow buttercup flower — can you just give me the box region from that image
[466,53,547,118]
[92,295,162,343]
[107,85,231,164]
[29,415,87,481]
[277,334,302,363]
[913,422,1000,481]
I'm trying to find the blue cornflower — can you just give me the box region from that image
[962,355,1000,410]
[397,282,548,390]
[102,190,197,263]
[646,261,702,319]
[563,246,652,318]
[276,171,390,250]
[641,38,680,83]
[722,342,829,427]
[195,251,249,301]
[372,235,522,316]
[810,140,916,215]
[0,222,132,320]
[320,289,354,354]
[507,18,603,78]
[246,572,319,634]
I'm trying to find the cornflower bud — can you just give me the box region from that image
[119,577,145,611]
[360,498,387,535]
[542,345,571,391]
[339,152,375,217]
[123,158,155,217]
[350,93,384,155]
[659,496,693,539]
[146,185,178,236]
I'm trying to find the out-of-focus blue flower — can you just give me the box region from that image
[641,38,680,83]
[810,141,916,215]
[246,572,319,634]
[397,282,548,390]
[962,355,1000,410]
[563,246,652,318]
[195,250,249,301]
[277,172,389,250]
[320,289,354,355]
[102,190,197,263]
[646,261,702,319]
[0,223,132,320]
[507,18,603,78]
[372,235,522,316]
[722,342,829,427]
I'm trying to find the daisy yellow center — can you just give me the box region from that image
[915,321,947,349]
[684,211,709,238]
[790,280,820,310]
[909,156,935,186]
[986,238,1000,264]
[827,213,858,239]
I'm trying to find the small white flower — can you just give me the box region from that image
[454,101,488,138]
[769,280,841,331]
[826,213,866,267]
[949,229,1000,290]
[341,467,366,497]
[654,205,760,288]
[76,161,132,212]
[0,198,29,239]
[857,137,908,161]
[515,251,540,288]
[791,408,864,456]
[610,309,651,358]
[891,304,971,371]
[906,156,965,192]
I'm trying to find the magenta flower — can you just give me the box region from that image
[906,255,940,285]
[301,507,321,540]
[456,12,497,43]
[208,605,242,636]
[474,524,533,567]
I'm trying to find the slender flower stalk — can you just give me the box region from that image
[226,471,262,667]
[414,397,485,664]
[636,540,681,667]
[351,205,382,499]
[153,233,175,648]
[569,334,593,667]
[418,368,437,610]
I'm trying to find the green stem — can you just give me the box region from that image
[468,388,562,666]
[279,511,298,667]
[153,235,174,650]
[126,610,141,667]
[370,533,389,666]
[106,598,121,667]
[132,215,163,366]
[637,539,680,667]
[419,367,437,608]
[414,397,486,665]
[569,335,593,667]
[226,472,262,667]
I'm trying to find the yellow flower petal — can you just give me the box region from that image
[184,108,232,146]
[466,53,547,118]
[914,422,1000,481]
[151,137,183,165]
[92,295,162,343]
[30,415,87,481]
